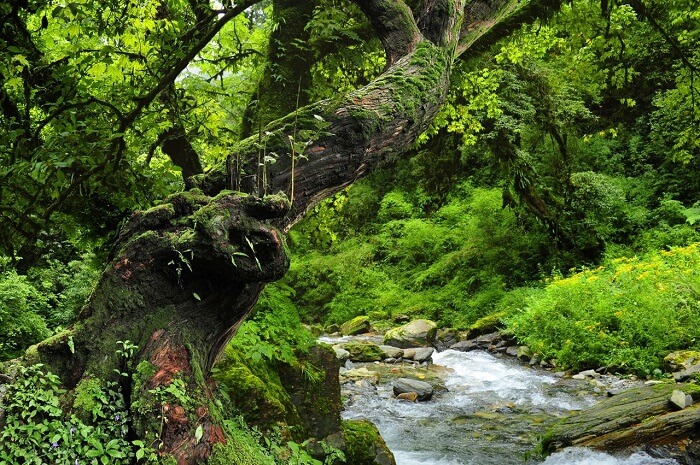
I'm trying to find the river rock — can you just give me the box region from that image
[670,389,694,409]
[343,341,384,362]
[516,346,533,362]
[333,346,351,362]
[506,346,519,357]
[340,419,397,465]
[340,316,371,336]
[450,339,478,352]
[475,331,504,350]
[433,328,460,350]
[572,369,599,380]
[403,347,434,363]
[379,345,404,359]
[384,319,437,349]
[664,350,700,381]
[542,383,700,453]
[396,392,418,402]
[341,367,380,384]
[393,378,433,401]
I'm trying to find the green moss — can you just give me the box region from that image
[340,316,370,336]
[213,355,292,427]
[72,377,103,420]
[469,311,507,334]
[342,341,384,362]
[341,419,394,465]
[209,419,275,465]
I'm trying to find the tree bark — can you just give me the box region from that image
[12,1,565,462]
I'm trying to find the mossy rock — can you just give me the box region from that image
[664,350,700,372]
[383,319,437,348]
[468,311,507,338]
[340,316,371,336]
[341,419,396,465]
[343,341,384,362]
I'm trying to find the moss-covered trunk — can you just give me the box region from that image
[26,191,289,462]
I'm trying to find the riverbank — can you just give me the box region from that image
[322,319,700,465]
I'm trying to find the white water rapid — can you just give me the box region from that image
[340,349,680,465]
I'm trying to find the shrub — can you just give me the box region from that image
[506,243,700,375]
[0,271,50,360]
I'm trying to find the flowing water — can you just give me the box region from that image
[337,347,680,465]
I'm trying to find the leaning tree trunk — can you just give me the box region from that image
[18,0,564,463]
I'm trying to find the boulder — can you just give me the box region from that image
[542,383,700,453]
[516,346,533,362]
[340,316,371,336]
[506,346,519,357]
[433,328,460,350]
[403,347,434,363]
[467,311,507,339]
[379,345,404,359]
[450,339,478,352]
[384,319,437,348]
[475,331,506,350]
[393,378,433,401]
[343,341,384,362]
[333,346,350,362]
[664,350,700,381]
[340,419,396,465]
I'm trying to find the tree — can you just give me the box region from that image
[1,0,566,462]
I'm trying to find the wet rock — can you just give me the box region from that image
[403,347,434,363]
[341,367,380,384]
[333,346,350,362]
[345,360,354,370]
[393,378,433,401]
[396,392,418,402]
[475,331,502,349]
[665,350,700,381]
[506,346,519,357]
[572,369,599,380]
[340,316,371,336]
[450,339,478,352]
[467,311,506,339]
[433,328,460,350]
[516,346,533,362]
[343,341,384,362]
[384,319,437,349]
[341,419,396,465]
[665,350,700,372]
[379,345,403,359]
[687,440,700,465]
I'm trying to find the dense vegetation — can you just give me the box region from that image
[1,0,699,463]
[278,0,700,376]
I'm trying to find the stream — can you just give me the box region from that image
[329,339,680,465]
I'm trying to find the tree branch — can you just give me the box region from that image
[352,0,422,67]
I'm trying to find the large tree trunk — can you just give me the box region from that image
[13,1,564,463]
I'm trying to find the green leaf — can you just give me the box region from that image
[192,292,201,301]
[194,425,203,443]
